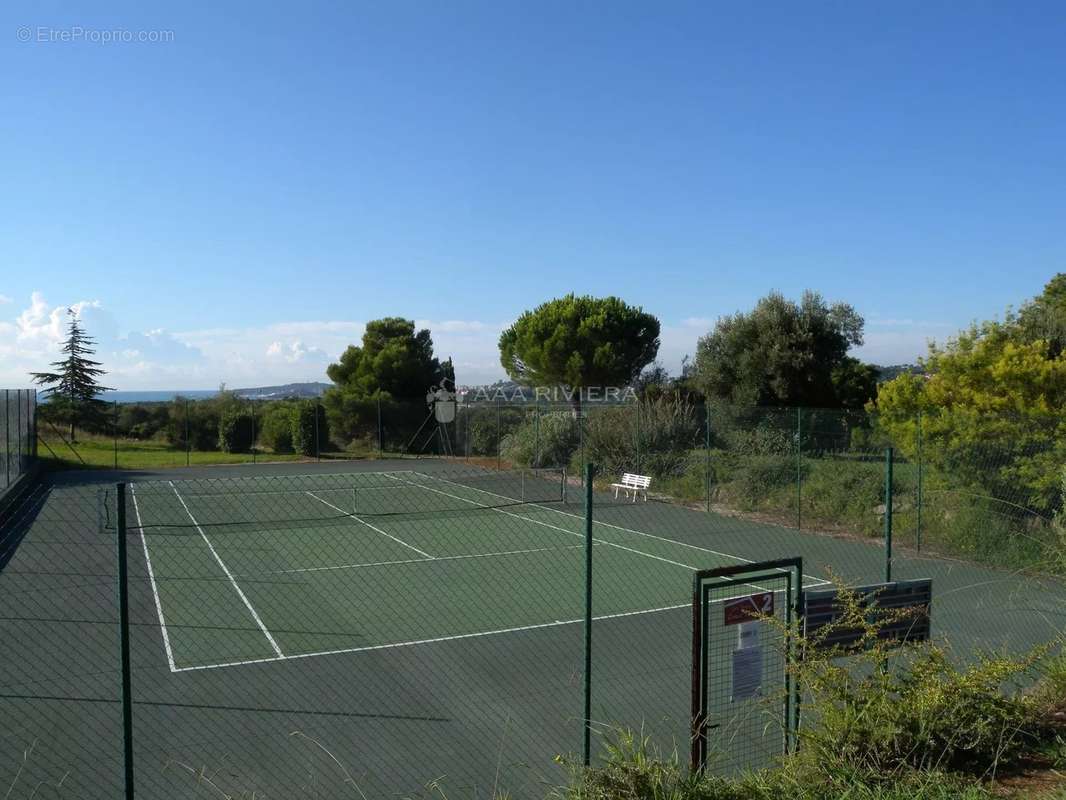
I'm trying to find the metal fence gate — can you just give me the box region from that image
[691,558,802,774]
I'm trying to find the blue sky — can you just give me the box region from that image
[2,1,1064,389]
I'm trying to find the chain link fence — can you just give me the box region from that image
[3,398,1066,797]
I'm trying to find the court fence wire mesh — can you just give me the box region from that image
[2,403,1066,798]
[1,389,37,495]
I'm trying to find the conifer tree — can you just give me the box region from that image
[30,308,114,441]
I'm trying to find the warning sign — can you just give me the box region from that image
[731,644,764,701]
[723,592,774,626]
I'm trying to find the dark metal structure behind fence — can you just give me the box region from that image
[1,389,37,494]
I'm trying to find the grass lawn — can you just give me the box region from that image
[38,435,323,470]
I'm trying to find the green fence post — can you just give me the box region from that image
[185,398,190,467]
[496,398,502,471]
[583,462,596,766]
[578,405,585,486]
[113,401,119,469]
[795,407,802,531]
[885,447,894,583]
[916,411,922,553]
[705,404,712,514]
[251,401,257,464]
[115,484,135,800]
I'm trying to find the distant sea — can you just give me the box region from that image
[96,390,218,404]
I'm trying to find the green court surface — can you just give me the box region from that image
[2,460,1065,799]
[128,469,827,673]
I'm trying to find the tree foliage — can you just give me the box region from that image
[292,400,330,456]
[218,407,255,453]
[324,318,453,444]
[31,309,114,439]
[693,290,872,408]
[874,275,1066,514]
[498,295,660,410]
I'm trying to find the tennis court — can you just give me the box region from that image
[4,459,1066,799]
[128,468,827,673]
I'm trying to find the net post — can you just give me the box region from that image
[582,462,595,767]
[884,447,894,582]
[562,467,568,504]
[115,483,135,800]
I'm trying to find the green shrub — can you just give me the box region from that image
[730,455,802,508]
[788,583,1056,781]
[323,393,377,445]
[218,409,255,453]
[501,410,579,468]
[257,403,295,453]
[462,407,502,456]
[579,397,700,480]
[291,402,330,456]
[561,727,995,800]
[798,457,886,536]
[165,396,219,451]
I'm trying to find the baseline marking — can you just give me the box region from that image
[169,482,284,659]
[129,485,177,673]
[172,581,808,674]
[304,491,433,559]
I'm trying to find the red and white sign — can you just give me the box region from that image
[723,592,774,626]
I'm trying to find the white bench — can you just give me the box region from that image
[611,473,651,502]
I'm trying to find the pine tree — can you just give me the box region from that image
[30,308,114,441]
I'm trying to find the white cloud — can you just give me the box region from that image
[265,339,327,364]
[0,295,11,305]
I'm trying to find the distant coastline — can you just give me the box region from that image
[92,382,331,404]
[97,390,219,403]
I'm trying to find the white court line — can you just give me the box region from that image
[169,481,284,659]
[129,485,177,673]
[385,474,699,571]
[173,579,814,673]
[414,471,826,586]
[268,543,592,575]
[174,601,688,673]
[176,484,415,501]
[304,491,434,559]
